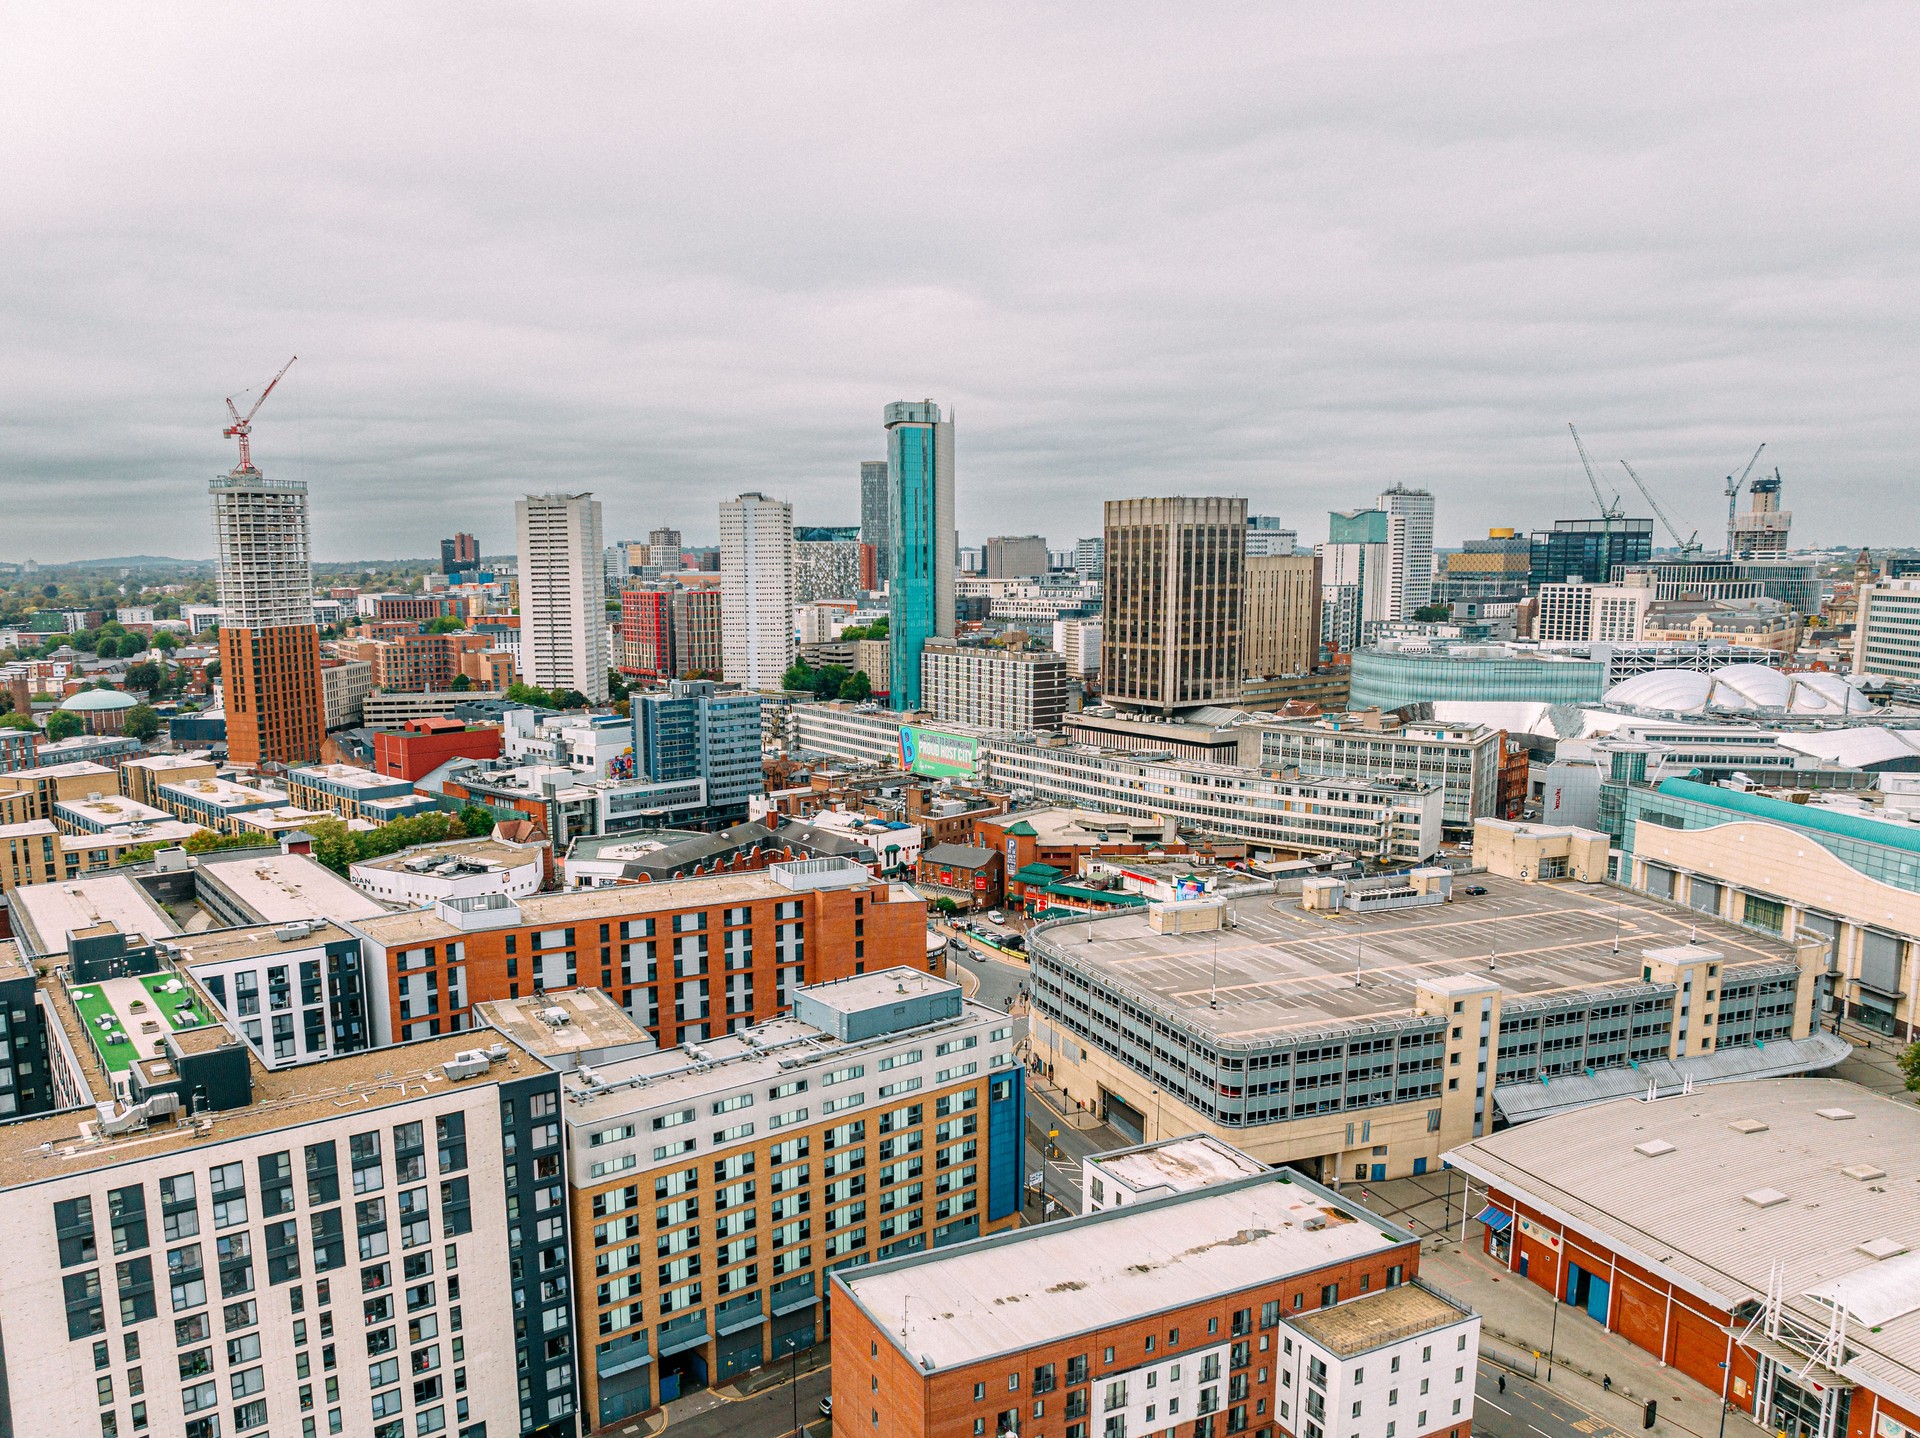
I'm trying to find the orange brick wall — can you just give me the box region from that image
[220,624,324,767]
[831,1240,1423,1438]
[371,880,933,1045]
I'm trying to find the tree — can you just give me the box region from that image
[425,615,464,634]
[1901,1042,1920,1094]
[1412,604,1453,622]
[841,670,872,703]
[933,896,960,915]
[93,636,118,659]
[505,681,551,707]
[551,689,590,710]
[457,805,496,838]
[783,660,816,692]
[814,664,848,701]
[151,631,180,652]
[125,661,164,693]
[122,704,162,743]
[449,673,474,692]
[0,712,36,733]
[43,710,83,742]
[118,630,148,656]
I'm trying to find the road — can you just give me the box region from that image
[623,1361,831,1438]
[942,939,1130,1222]
[1476,1364,1631,1438]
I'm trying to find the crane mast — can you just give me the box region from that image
[222,356,297,475]
[1723,442,1766,555]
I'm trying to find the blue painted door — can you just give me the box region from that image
[1413,1157,1428,1176]
[1587,1274,1611,1323]
[1371,1164,1386,1181]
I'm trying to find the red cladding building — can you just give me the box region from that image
[373,716,504,783]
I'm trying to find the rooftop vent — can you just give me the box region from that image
[1727,1118,1769,1135]
[1859,1237,1909,1261]
[1743,1188,1789,1208]
[1634,1139,1676,1158]
[1842,1163,1888,1182]
[1816,1107,1856,1122]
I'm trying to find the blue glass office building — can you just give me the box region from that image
[634,679,765,824]
[885,400,955,711]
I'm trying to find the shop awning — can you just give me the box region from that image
[1473,1205,1513,1233]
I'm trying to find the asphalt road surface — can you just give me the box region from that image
[636,1362,832,1438]
[1476,1364,1632,1438]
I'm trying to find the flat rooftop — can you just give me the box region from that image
[476,989,656,1060]
[1446,1078,1920,1401]
[296,763,413,790]
[8,876,181,958]
[170,919,360,969]
[53,795,173,829]
[1286,1282,1472,1357]
[555,996,1002,1122]
[196,852,390,923]
[355,865,873,947]
[352,838,541,874]
[66,971,215,1075]
[0,939,31,981]
[1036,875,1802,1042]
[792,966,956,1019]
[0,1030,537,1191]
[1089,1134,1269,1195]
[838,1170,1411,1370]
[158,775,289,806]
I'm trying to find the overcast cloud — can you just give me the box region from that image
[3,3,1917,562]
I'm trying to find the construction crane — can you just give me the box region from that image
[1620,460,1701,556]
[222,356,297,474]
[1568,422,1623,521]
[1722,442,1766,555]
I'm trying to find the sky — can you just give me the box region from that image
[3,3,1917,563]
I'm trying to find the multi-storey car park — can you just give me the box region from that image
[481,970,1024,1426]
[1025,871,1840,1183]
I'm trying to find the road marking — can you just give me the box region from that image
[1531,1425,1556,1437]
[1481,1399,1511,1414]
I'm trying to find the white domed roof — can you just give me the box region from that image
[60,688,137,712]
[1603,665,1872,717]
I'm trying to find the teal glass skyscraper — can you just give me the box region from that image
[885,399,955,711]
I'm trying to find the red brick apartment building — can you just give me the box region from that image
[353,854,930,1047]
[1447,1078,1920,1438]
[832,1166,1479,1438]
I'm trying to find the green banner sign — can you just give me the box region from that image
[898,725,978,779]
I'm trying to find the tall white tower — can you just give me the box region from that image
[719,492,796,692]
[1377,484,1436,617]
[516,493,609,702]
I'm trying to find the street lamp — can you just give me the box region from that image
[1718,1360,1731,1438]
[784,1328,805,1437]
[1545,1254,1561,1384]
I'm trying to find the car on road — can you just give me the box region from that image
[819,1396,833,1417]
[1462,885,1488,896]
[987,910,1006,924]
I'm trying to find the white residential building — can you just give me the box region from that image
[1377,484,1436,616]
[1854,576,1920,683]
[349,837,545,906]
[516,491,609,702]
[719,491,796,692]
[1533,579,1649,643]
[1052,617,1103,677]
[1280,1283,1481,1438]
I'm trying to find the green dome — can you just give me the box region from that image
[60,689,138,712]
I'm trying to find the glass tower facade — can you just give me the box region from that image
[885,400,955,711]
[1529,517,1654,588]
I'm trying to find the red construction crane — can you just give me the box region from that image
[222,356,297,474]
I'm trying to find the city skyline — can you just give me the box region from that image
[4,7,1918,561]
